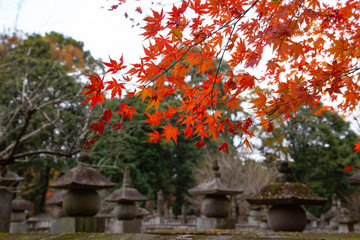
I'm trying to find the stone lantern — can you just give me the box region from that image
[50,154,115,217]
[0,170,23,233]
[246,161,326,232]
[10,197,34,223]
[189,159,242,230]
[105,167,147,220]
[105,167,147,233]
[9,196,34,233]
[47,190,67,218]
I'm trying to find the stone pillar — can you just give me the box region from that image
[0,188,12,233]
[157,190,164,216]
[155,190,164,224]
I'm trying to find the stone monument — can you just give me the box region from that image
[50,153,115,233]
[105,166,147,233]
[10,196,34,233]
[189,159,242,230]
[0,169,23,233]
[246,161,326,232]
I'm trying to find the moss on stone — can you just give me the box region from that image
[1,232,360,240]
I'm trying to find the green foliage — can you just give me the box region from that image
[0,32,99,213]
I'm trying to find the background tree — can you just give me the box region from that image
[260,105,360,216]
[0,32,100,213]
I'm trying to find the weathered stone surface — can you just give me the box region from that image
[267,205,307,232]
[1,232,360,240]
[62,189,101,217]
[53,217,106,233]
[189,160,242,196]
[50,166,115,190]
[0,171,23,186]
[105,167,147,203]
[347,171,360,184]
[113,203,137,220]
[0,189,12,233]
[201,195,231,218]
[246,182,326,205]
[47,190,66,206]
[106,187,147,203]
[189,177,243,196]
[11,199,34,211]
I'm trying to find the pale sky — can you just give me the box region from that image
[0,0,150,62]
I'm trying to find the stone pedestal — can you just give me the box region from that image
[0,188,12,233]
[196,216,236,230]
[53,217,106,233]
[154,215,164,225]
[10,222,28,233]
[338,222,354,233]
[107,218,142,233]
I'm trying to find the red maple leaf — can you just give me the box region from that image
[101,56,126,74]
[111,122,123,131]
[135,6,142,14]
[89,121,104,135]
[218,142,229,154]
[194,141,206,147]
[343,165,353,171]
[81,73,105,111]
[101,109,112,122]
[105,78,126,101]
[82,138,97,151]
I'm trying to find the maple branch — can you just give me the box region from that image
[6,109,36,165]
[0,149,82,166]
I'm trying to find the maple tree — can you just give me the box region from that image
[83,0,360,151]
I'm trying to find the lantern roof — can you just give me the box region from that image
[50,154,115,190]
[105,167,147,203]
[246,161,326,206]
[189,159,242,196]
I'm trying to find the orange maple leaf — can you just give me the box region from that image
[251,93,267,109]
[146,130,162,142]
[162,124,179,144]
[354,142,360,153]
[143,112,163,128]
[116,103,137,121]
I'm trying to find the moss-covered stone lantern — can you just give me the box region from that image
[105,167,147,220]
[189,159,242,220]
[246,161,326,232]
[50,154,115,217]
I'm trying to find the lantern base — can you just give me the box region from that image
[196,216,236,230]
[53,217,106,233]
[107,218,142,233]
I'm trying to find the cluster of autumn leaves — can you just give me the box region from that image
[82,0,360,154]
